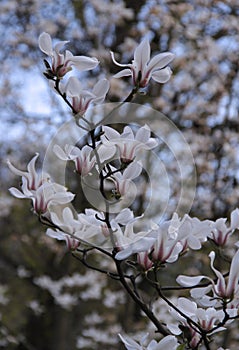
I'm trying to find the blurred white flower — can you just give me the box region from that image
[101,124,158,163]
[111,38,174,87]
[62,76,110,115]
[53,144,96,176]
[39,32,99,78]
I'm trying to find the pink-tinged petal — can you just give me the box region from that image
[176,275,206,287]
[209,251,226,294]
[27,153,39,184]
[70,56,99,71]
[148,52,175,71]
[227,249,239,296]
[134,39,150,70]
[230,208,239,230]
[92,78,110,98]
[113,68,132,78]
[38,32,53,55]
[8,187,26,198]
[152,67,172,83]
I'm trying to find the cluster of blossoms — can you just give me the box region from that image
[8,32,239,349]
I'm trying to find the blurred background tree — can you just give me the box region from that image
[1,0,239,349]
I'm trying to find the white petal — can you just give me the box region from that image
[70,56,99,71]
[134,39,150,70]
[148,52,175,71]
[46,228,65,241]
[110,51,129,67]
[113,68,132,79]
[152,67,172,83]
[114,209,134,225]
[92,78,110,98]
[53,145,68,160]
[190,285,212,299]
[135,125,150,143]
[54,41,69,54]
[230,208,239,230]
[115,247,133,260]
[102,126,121,140]
[65,76,83,96]
[227,249,239,294]
[9,187,26,199]
[176,275,206,287]
[7,160,27,177]
[97,144,116,163]
[118,334,141,350]
[38,32,53,56]
[152,335,178,350]
[27,153,39,176]
[123,162,142,179]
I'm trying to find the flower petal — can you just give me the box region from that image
[134,39,150,71]
[8,187,26,198]
[70,56,99,71]
[148,52,175,71]
[152,67,172,83]
[176,275,206,287]
[38,32,53,55]
[113,69,132,79]
[92,78,110,98]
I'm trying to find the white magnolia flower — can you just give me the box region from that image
[167,298,225,348]
[177,249,239,301]
[151,220,183,264]
[101,124,158,163]
[111,161,142,198]
[111,38,174,87]
[8,154,74,215]
[209,208,239,246]
[119,333,178,350]
[47,206,108,249]
[112,217,156,260]
[39,32,99,78]
[10,180,74,215]
[174,213,212,251]
[53,144,96,176]
[7,153,49,191]
[63,76,110,115]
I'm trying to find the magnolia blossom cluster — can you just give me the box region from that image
[8,32,239,349]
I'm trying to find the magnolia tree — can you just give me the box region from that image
[8,32,239,350]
